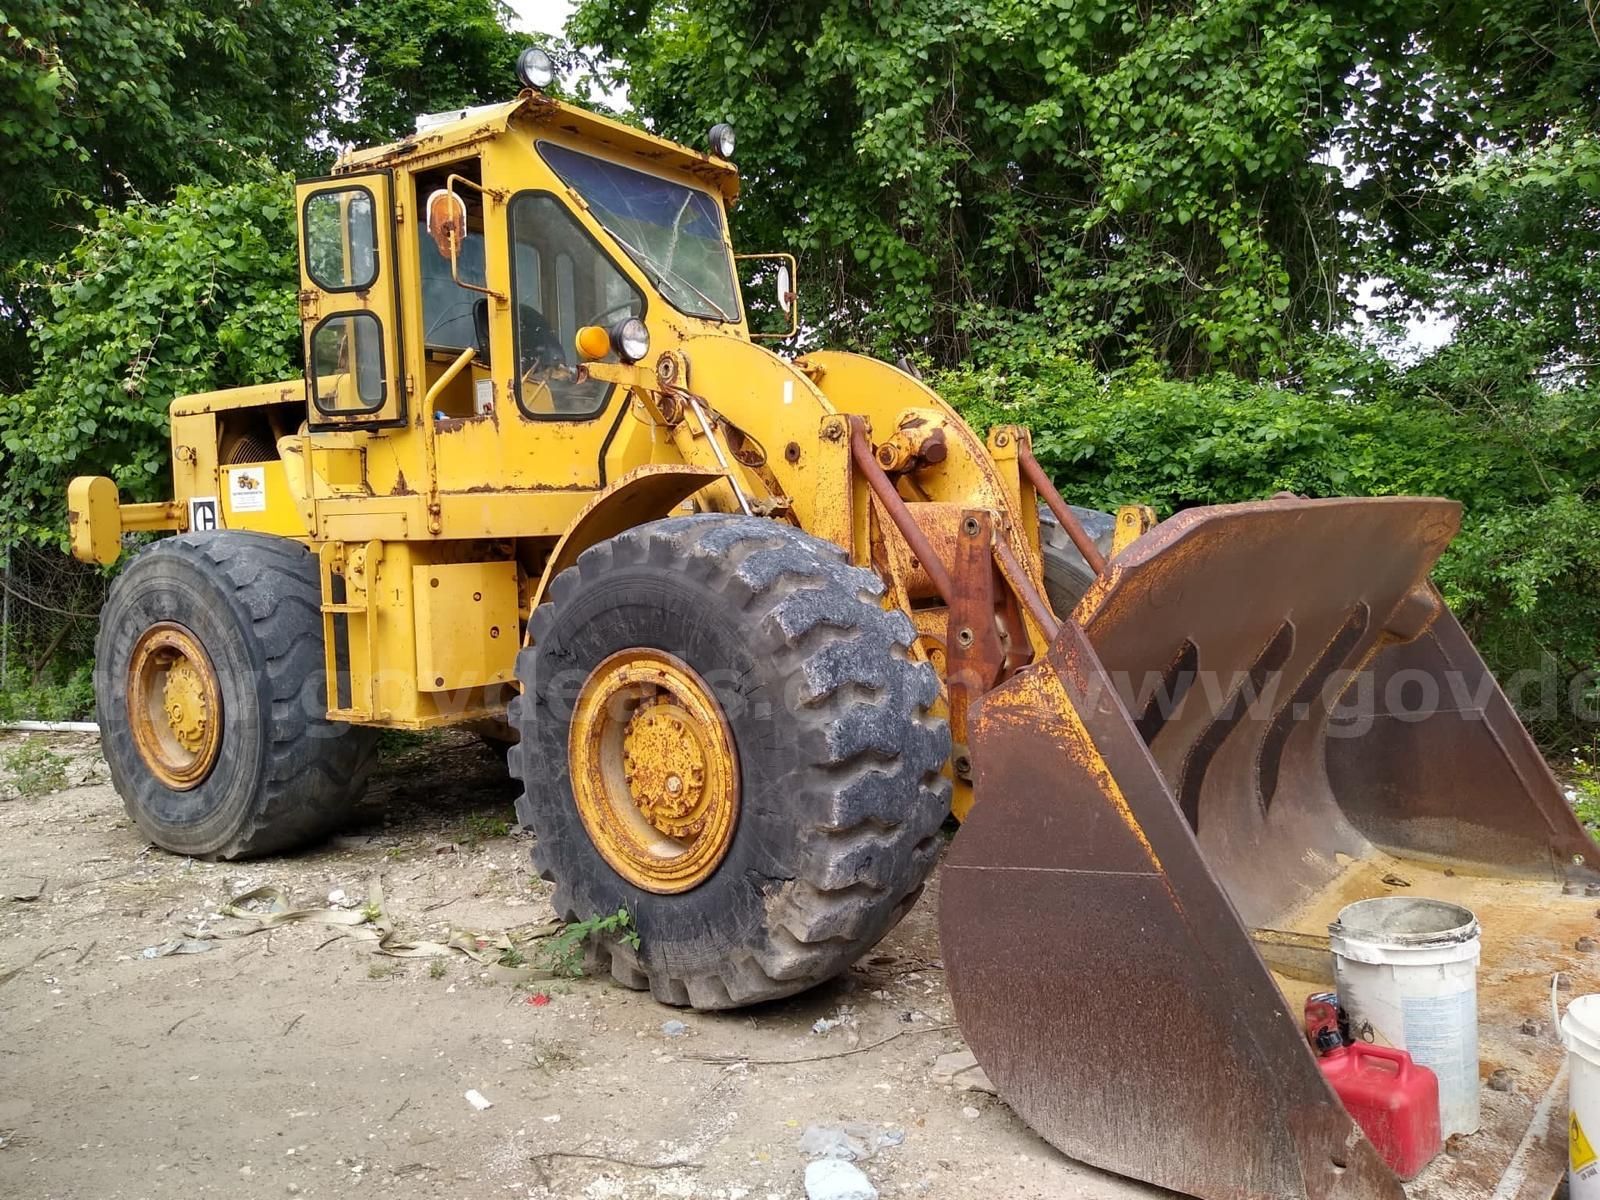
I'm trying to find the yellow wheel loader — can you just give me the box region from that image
[67,50,1598,1200]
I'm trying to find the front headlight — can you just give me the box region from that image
[707,123,736,159]
[612,317,650,363]
[517,47,555,90]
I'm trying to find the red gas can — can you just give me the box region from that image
[1317,1042,1442,1179]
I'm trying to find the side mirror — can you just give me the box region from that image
[736,252,799,341]
[425,188,468,260]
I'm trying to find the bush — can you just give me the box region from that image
[934,350,1600,748]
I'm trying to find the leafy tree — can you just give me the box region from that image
[0,0,532,390]
[0,168,301,552]
[0,0,333,386]
[318,0,529,149]
[569,0,1389,372]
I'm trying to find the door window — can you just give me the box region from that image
[304,188,379,292]
[309,312,387,412]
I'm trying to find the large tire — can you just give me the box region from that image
[508,515,951,1009]
[96,532,377,859]
[1038,504,1116,616]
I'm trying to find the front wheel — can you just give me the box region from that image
[509,515,951,1008]
[96,532,376,859]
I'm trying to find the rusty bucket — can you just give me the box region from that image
[942,497,1597,1200]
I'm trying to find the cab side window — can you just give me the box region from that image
[509,193,643,418]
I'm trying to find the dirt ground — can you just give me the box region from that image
[0,730,1161,1200]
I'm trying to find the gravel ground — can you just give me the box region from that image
[0,729,1161,1200]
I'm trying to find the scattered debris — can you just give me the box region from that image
[464,1089,493,1111]
[141,939,216,958]
[661,1019,687,1038]
[803,1158,877,1200]
[797,1123,904,1163]
[3,877,45,901]
[930,1048,996,1094]
[960,1106,981,1120]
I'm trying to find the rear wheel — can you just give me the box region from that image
[509,515,951,1008]
[1038,504,1115,616]
[96,532,377,859]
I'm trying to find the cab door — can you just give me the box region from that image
[296,172,406,428]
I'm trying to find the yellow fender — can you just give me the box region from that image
[525,463,725,634]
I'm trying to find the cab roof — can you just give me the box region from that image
[334,92,741,204]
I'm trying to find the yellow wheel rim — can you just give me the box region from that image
[127,622,222,790]
[569,649,739,893]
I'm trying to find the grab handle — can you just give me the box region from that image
[1351,1041,1410,1078]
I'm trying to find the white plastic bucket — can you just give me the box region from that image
[1329,897,1481,1139]
[1561,994,1600,1197]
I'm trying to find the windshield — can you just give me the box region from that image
[538,142,740,323]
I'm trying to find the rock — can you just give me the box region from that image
[797,1123,872,1161]
[931,1049,996,1095]
[1487,1067,1519,1093]
[961,1106,981,1120]
[804,1159,877,1200]
[661,1019,688,1038]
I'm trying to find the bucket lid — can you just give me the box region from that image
[1329,896,1480,949]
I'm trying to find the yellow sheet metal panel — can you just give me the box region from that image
[411,561,519,691]
[218,463,307,536]
[66,475,121,565]
[322,509,410,542]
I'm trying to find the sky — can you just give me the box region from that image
[506,0,574,37]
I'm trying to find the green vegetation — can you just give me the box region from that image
[542,908,639,978]
[459,812,513,845]
[0,664,94,723]
[0,740,70,798]
[0,0,1596,753]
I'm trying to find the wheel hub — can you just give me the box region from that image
[128,623,222,790]
[622,700,711,834]
[569,649,739,893]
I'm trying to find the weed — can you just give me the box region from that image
[376,729,431,756]
[367,961,398,981]
[428,959,447,979]
[539,907,639,978]
[497,947,527,969]
[523,1037,577,1073]
[1571,745,1600,830]
[458,810,512,846]
[0,740,69,798]
[360,901,383,924]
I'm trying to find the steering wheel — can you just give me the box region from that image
[586,301,640,331]
[517,303,569,382]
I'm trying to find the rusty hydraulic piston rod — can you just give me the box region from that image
[1017,441,1107,576]
[847,416,955,605]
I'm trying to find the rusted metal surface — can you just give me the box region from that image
[847,416,954,605]
[943,511,1015,784]
[1325,602,1600,884]
[942,495,1600,1200]
[1017,437,1106,575]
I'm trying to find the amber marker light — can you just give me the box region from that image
[575,325,612,361]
